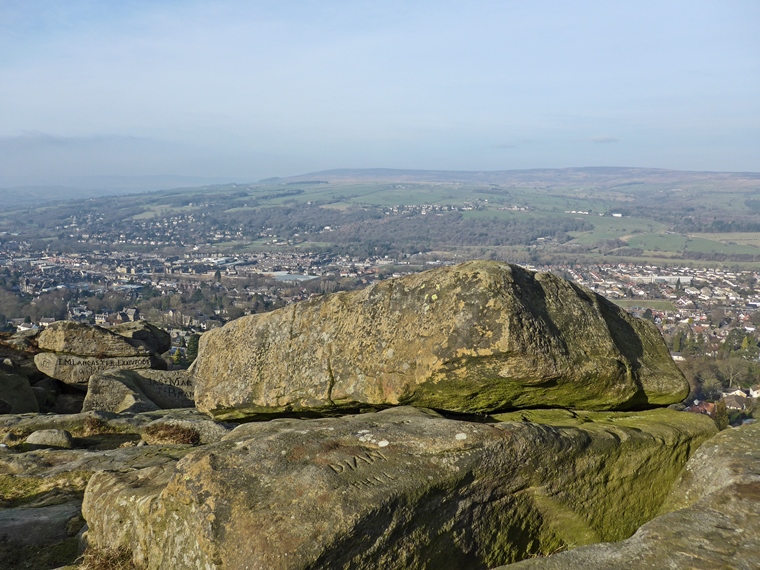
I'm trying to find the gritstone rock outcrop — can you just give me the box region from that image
[194,260,689,420]
[0,262,745,569]
[81,407,716,569]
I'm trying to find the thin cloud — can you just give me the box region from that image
[0,132,149,151]
[590,136,620,144]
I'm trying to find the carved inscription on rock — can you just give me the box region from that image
[134,371,194,408]
[34,352,154,385]
[327,450,397,489]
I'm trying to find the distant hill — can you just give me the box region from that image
[275,167,760,188]
[3,165,760,267]
[5,168,759,209]
[1,175,237,208]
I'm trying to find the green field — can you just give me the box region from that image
[691,232,760,248]
[618,232,760,257]
[461,209,534,221]
[569,217,666,244]
[685,237,760,255]
[625,233,687,252]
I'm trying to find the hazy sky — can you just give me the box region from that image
[1,0,759,187]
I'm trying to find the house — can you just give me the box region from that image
[38,317,56,327]
[722,388,748,399]
[723,394,748,411]
[686,401,715,416]
[112,311,130,324]
[200,319,223,331]
[750,385,760,399]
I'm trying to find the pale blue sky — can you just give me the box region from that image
[1,0,758,186]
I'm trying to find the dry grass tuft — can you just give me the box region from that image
[142,423,200,445]
[1,429,32,449]
[78,546,136,570]
[81,416,117,437]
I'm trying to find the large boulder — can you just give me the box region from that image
[33,320,170,387]
[194,261,688,420]
[499,421,760,570]
[81,407,715,569]
[123,369,194,409]
[0,371,39,414]
[37,321,154,357]
[82,370,161,414]
[2,328,40,352]
[110,321,172,355]
[82,369,194,414]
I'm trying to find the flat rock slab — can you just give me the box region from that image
[0,500,82,545]
[497,421,760,570]
[0,444,194,482]
[0,410,118,436]
[37,321,153,357]
[34,353,159,386]
[0,408,231,442]
[82,407,715,570]
[193,261,688,420]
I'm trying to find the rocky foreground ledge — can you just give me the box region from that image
[81,407,715,569]
[0,261,753,569]
[497,420,760,570]
[0,408,230,569]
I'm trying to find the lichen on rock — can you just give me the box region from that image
[193,261,688,419]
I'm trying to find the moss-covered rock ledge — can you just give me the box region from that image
[496,420,759,570]
[82,407,715,569]
[193,261,689,420]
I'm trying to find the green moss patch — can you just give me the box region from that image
[491,408,718,543]
[0,471,92,507]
